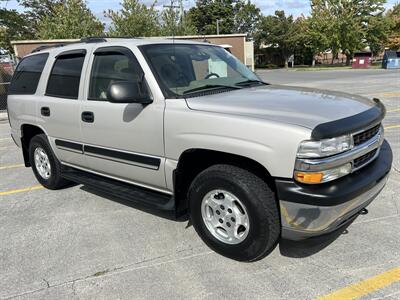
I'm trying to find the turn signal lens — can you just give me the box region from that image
[294,172,324,184]
[294,163,352,184]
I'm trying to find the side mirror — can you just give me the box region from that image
[107,81,152,104]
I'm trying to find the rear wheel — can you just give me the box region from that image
[29,134,69,190]
[188,164,280,261]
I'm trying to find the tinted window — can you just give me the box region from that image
[46,53,85,99]
[9,53,48,95]
[140,44,259,98]
[89,52,143,101]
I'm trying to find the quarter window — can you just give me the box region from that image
[8,53,49,95]
[46,52,85,99]
[89,51,143,101]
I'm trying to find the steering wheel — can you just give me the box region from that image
[204,73,220,79]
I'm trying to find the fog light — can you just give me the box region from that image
[295,163,352,184]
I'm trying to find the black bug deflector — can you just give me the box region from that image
[311,99,386,140]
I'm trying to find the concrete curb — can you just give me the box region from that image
[0,112,8,121]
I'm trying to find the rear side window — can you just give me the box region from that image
[46,52,85,99]
[8,53,48,95]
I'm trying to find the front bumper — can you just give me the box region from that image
[276,140,392,240]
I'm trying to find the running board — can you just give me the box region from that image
[61,167,175,212]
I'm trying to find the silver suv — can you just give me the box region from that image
[7,38,392,261]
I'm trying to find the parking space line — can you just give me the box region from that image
[0,185,44,196]
[368,92,400,98]
[385,125,400,130]
[0,164,25,170]
[0,137,11,141]
[387,108,400,113]
[381,92,400,97]
[317,267,400,300]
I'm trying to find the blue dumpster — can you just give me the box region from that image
[382,51,400,69]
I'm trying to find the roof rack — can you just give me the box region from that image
[80,36,142,42]
[31,44,67,53]
[80,37,107,43]
[30,36,142,53]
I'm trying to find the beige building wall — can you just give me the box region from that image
[11,34,252,66]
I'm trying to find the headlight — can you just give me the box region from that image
[297,135,352,158]
[294,163,352,184]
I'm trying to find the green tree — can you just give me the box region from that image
[256,10,302,68]
[106,0,160,37]
[366,12,391,57]
[160,7,197,36]
[0,8,33,52]
[188,0,235,35]
[306,6,331,66]
[233,0,261,35]
[386,3,400,50]
[310,0,387,65]
[37,0,104,39]
[17,0,65,31]
[310,0,341,64]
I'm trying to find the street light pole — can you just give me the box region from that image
[216,19,223,35]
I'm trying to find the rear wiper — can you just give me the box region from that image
[235,80,268,87]
[183,84,242,95]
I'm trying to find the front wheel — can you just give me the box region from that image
[188,164,280,261]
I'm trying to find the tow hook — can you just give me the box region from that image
[359,208,369,215]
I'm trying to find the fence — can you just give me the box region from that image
[0,55,16,112]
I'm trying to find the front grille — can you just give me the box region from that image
[353,149,378,169]
[353,124,380,146]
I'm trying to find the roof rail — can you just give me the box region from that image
[30,36,142,54]
[30,37,103,54]
[31,44,66,53]
[80,37,107,43]
[80,36,142,43]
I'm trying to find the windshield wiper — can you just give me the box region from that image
[183,84,242,95]
[235,80,268,87]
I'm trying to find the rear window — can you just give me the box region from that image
[8,53,48,95]
[46,52,85,99]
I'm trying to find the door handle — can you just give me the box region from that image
[81,111,94,123]
[41,107,50,117]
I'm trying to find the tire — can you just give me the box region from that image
[188,164,280,262]
[29,134,69,190]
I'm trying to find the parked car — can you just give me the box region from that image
[1,63,13,110]
[0,62,13,75]
[7,38,392,261]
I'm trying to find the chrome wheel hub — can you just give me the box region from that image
[34,147,51,179]
[201,190,250,245]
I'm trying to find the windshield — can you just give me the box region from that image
[140,44,261,98]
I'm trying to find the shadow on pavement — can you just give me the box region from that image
[79,185,189,222]
[76,183,361,259]
[279,218,357,258]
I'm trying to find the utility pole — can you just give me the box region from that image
[163,0,184,24]
[163,0,181,37]
[216,19,223,35]
[163,1,180,10]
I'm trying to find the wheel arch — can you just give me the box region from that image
[174,148,277,216]
[20,123,47,167]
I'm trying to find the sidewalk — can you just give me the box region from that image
[0,111,8,121]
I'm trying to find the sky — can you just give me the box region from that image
[1,0,398,21]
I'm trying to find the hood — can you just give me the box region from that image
[185,85,377,130]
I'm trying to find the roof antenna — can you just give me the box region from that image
[163,0,180,94]
[163,0,180,41]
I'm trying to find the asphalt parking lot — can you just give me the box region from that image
[0,68,399,299]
